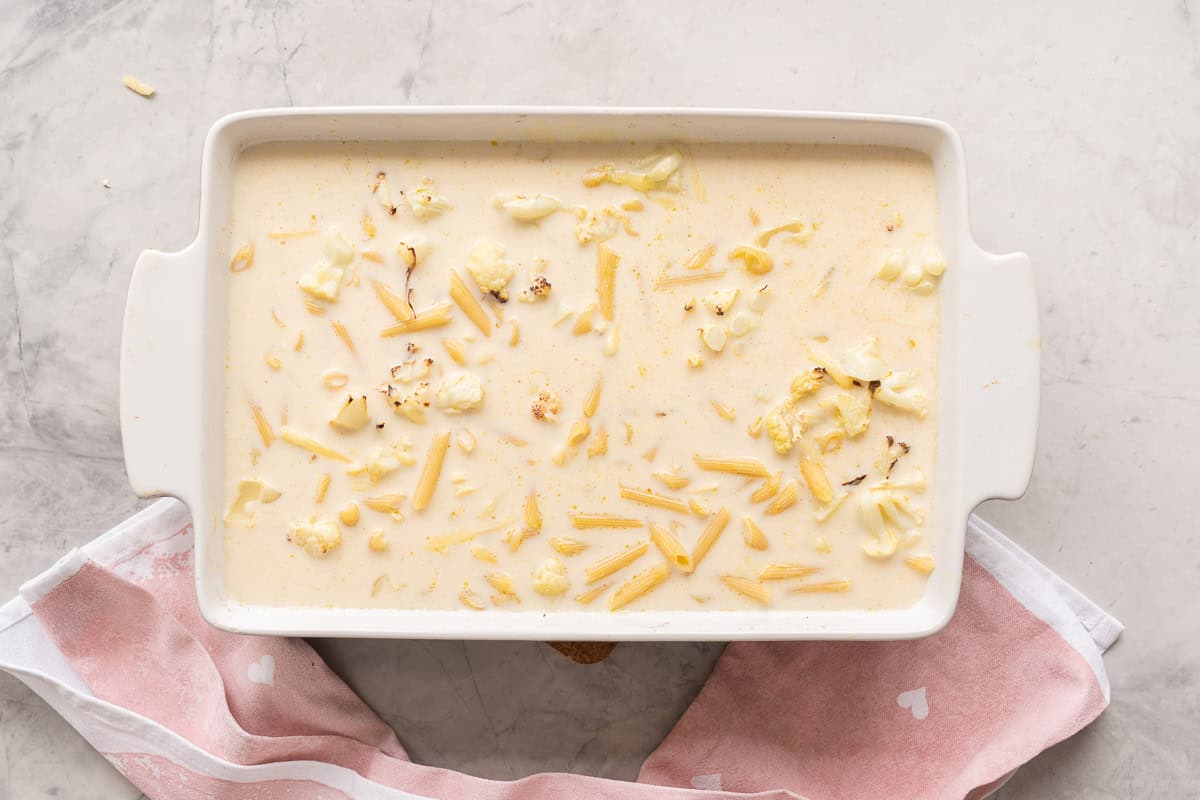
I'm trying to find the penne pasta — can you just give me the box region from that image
[720,575,770,605]
[618,484,689,514]
[363,494,405,514]
[585,541,650,584]
[250,404,274,447]
[443,338,468,365]
[790,579,852,594]
[229,243,254,272]
[485,572,517,597]
[425,518,514,553]
[449,270,494,336]
[904,556,936,575]
[574,583,611,605]
[524,491,543,531]
[799,456,834,503]
[683,242,717,271]
[372,280,415,322]
[550,537,590,556]
[596,244,619,321]
[764,480,799,515]
[330,320,356,353]
[693,456,770,478]
[711,401,736,421]
[741,517,768,550]
[653,269,727,289]
[750,471,782,503]
[758,563,822,581]
[583,379,603,417]
[279,427,349,462]
[653,470,691,490]
[572,304,596,335]
[610,562,671,611]
[649,522,694,573]
[566,418,591,447]
[691,506,731,569]
[470,544,498,564]
[304,298,327,315]
[412,432,452,511]
[459,585,487,610]
[314,473,331,503]
[569,513,643,530]
[380,303,453,336]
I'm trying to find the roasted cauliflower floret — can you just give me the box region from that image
[820,392,871,438]
[702,287,739,317]
[764,400,811,455]
[518,275,552,302]
[531,388,561,421]
[435,372,485,413]
[531,556,570,596]
[467,240,515,301]
[405,183,451,221]
[391,358,434,384]
[789,368,825,400]
[288,518,343,557]
[873,371,929,417]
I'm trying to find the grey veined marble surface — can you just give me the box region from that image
[1,0,1198,797]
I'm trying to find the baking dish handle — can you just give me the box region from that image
[959,248,1040,508]
[120,243,206,499]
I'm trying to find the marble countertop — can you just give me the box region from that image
[1,0,1196,796]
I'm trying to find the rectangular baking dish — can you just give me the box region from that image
[120,107,1039,640]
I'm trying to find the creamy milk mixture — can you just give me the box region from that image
[222,141,943,613]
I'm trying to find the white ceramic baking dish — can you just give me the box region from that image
[120,107,1038,640]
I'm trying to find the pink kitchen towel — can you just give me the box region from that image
[0,500,1120,800]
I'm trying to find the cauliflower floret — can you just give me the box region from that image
[764,400,811,455]
[323,229,354,266]
[224,479,282,527]
[531,388,561,421]
[467,240,515,301]
[843,338,888,382]
[877,250,906,281]
[702,287,740,317]
[699,324,727,353]
[583,151,683,193]
[873,371,929,418]
[297,230,354,301]
[748,284,771,312]
[531,556,570,596]
[494,193,563,222]
[728,245,774,275]
[405,183,451,221]
[330,394,369,432]
[288,518,343,557]
[820,392,871,438]
[807,344,853,388]
[574,207,623,245]
[517,275,552,302]
[435,372,485,413]
[391,358,434,384]
[346,444,416,483]
[383,381,431,423]
[789,368,825,400]
[813,490,848,523]
[727,312,758,337]
[397,234,432,269]
[858,489,924,560]
[297,263,346,302]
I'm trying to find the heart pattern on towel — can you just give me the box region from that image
[247,654,275,687]
[690,773,723,790]
[897,687,929,720]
